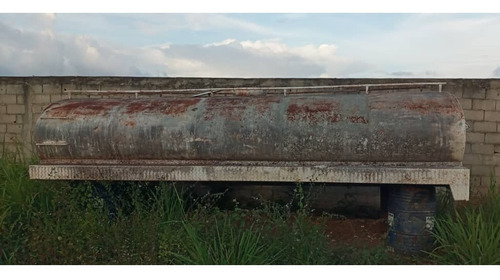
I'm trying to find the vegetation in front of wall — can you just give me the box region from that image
[0,148,413,265]
[430,178,500,265]
[7,146,500,265]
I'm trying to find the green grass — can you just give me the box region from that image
[429,180,500,264]
[165,215,284,265]
[6,148,498,265]
[0,152,399,265]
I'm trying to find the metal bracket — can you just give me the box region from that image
[192,91,214,97]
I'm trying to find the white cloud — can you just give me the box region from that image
[2,14,500,78]
[240,40,289,55]
[203,39,238,47]
[143,39,371,77]
[0,21,145,76]
[0,18,368,77]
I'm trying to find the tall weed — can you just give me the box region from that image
[0,148,58,264]
[166,214,284,265]
[1,152,408,265]
[430,178,500,264]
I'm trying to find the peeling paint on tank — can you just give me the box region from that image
[125,98,200,115]
[286,101,341,123]
[34,91,465,164]
[45,99,123,118]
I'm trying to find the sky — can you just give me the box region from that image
[1,1,500,78]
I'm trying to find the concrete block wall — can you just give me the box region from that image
[460,80,500,194]
[2,77,500,197]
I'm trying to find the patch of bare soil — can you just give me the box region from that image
[322,217,388,248]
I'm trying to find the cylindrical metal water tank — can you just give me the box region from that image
[387,185,436,254]
[34,91,465,165]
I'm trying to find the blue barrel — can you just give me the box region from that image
[387,185,436,254]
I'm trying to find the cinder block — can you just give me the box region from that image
[6,104,25,114]
[0,143,19,155]
[78,83,101,91]
[31,105,44,114]
[473,99,496,111]
[486,88,500,100]
[32,113,42,122]
[460,98,472,110]
[5,84,24,94]
[465,143,471,153]
[485,133,500,144]
[7,124,22,134]
[1,115,16,123]
[0,124,6,132]
[481,176,500,189]
[72,94,90,99]
[61,83,79,92]
[470,165,494,176]
[485,111,500,122]
[474,121,497,132]
[472,143,494,154]
[0,94,17,104]
[0,105,6,114]
[42,83,62,94]
[463,88,486,99]
[463,154,483,165]
[446,82,464,98]
[28,84,43,94]
[16,94,24,104]
[480,154,500,165]
[470,175,482,187]
[1,133,20,143]
[16,115,23,124]
[490,80,500,89]
[464,110,484,121]
[33,94,51,104]
[466,132,485,143]
[50,94,64,103]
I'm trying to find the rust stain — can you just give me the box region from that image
[46,100,123,118]
[44,98,202,119]
[234,90,249,96]
[123,121,136,127]
[253,96,281,114]
[402,100,456,113]
[125,98,200,115]
[286,100,341,123]
[369,94,461,117]
[203,97,247,121]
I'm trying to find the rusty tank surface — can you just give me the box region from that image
[34,91,465,165]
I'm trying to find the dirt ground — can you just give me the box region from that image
[322,217,388,248]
